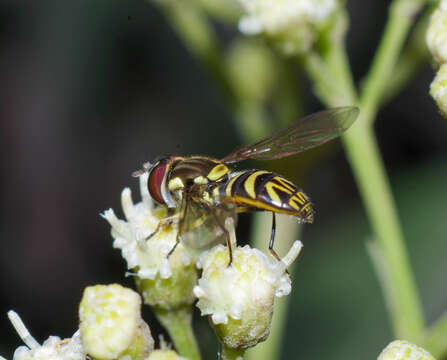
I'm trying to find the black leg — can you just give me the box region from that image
[202,202,234,266]
[167,192,188,258]
[268,212,289,274]
[268,212,282,261]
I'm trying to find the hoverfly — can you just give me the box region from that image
[133,107,359,263]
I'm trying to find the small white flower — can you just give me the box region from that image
[430,62,447,118]
[238,0,338,35]
[237,0,339,54]
[426,0,447,64]
[5,311,85,360]
[79,284,154,360]
[378,340,435,360]
[102,173,193,280]
[194,222,302,349]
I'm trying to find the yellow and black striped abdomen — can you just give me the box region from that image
[222,170,314,223]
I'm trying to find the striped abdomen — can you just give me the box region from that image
[221,170,314,223]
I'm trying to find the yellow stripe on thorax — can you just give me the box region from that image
[243,170,269,199]
[207,163,229,181]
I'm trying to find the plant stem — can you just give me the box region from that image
[221,345,245,360]
[359,0,428,127]
[154,306,201,360]
[420,311,447,358]
[381,4,433,104]
[304,2,427,336]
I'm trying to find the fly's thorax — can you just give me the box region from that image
[164,157,230,205]
[222,169,314,223]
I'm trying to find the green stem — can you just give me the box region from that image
[222,345,245,360]
[420,311,447,358]
[304,6,426,336]
[154,306,201,360]
[342,116,424,340]
[246,214,301,360]
[359,0,428,127]
[381,4,433,104]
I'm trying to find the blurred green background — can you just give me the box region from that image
[0,1,446,359]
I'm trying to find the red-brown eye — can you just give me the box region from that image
[148,161,168,204]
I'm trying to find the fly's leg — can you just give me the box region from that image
[167,192,188,258]
[209,207,233,266]
[196,200,234,266]
[146,213,180,241]
[268,212,289,274]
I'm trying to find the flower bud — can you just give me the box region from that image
[102,173,198,310]
[430,62,447,118]
[6,311,85,360]
[237,0,340,54]
[79,284,154,360]
[378,340,435,360]
[194,224,302,350]
[426,0,447,64]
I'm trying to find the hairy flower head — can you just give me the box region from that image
[5,311,85,360]
[194,223,302,349]
[427,0,447,65]
[430,62,447,118]
[378,340,435,360]
[237,0,339,54]
[102,173,193,280]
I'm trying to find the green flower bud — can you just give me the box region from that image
[5,311,85,360]
[102,173,198,310]
[237,0,340,54]
[378,340,435,360]
[426,0,447,65]
[79,284,154,360]
[194,229,302,350]
[430,62,447,118]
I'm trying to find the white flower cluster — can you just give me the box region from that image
[102,173,192,280]
[5,311,85,360]
[238,0,337,35]
[426,0,447,117]
[194,221,302,348]
[426,0,447,65]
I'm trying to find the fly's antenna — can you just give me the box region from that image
[132,162,152,177]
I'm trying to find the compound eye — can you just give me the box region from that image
[148,160,168,204]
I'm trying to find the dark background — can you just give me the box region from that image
[1,1,446,359]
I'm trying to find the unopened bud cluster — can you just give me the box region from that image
[427,0,447,117]
[378,340,435,360]
[3,284,188,360]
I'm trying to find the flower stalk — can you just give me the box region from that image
[153,307,201,360]
[300,0,433,341]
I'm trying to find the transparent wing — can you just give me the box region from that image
[178,191,237,253]
[221,106,359,164]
